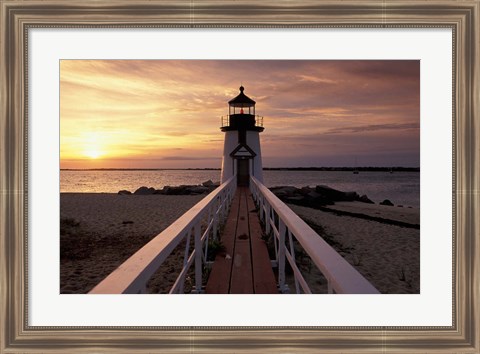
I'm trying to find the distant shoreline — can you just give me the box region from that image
[60,167,420,172]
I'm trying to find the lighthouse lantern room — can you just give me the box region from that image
[220,86,264,186]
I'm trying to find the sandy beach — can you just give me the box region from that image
[60,193,204,294]
[61,193,419,294]
[287,203,420,294]
[324,201,420,226]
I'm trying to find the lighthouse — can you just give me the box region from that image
[220,86,264,185]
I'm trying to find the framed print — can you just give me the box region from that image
[1,0,479,352]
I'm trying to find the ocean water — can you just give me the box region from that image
[60,169,420,208]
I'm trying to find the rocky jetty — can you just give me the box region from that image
[119,181,385,208]
[269,185,375,208]
[118,180,221,196]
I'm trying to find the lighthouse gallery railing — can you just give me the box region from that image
[250,176,379,294]
[89,176,236,294]
[221,115,264,128]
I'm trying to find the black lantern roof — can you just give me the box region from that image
[228,86,256,107]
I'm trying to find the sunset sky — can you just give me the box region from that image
[60,60,419,169]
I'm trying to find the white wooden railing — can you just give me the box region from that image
[250,176,379,294]
[90,176,236,294]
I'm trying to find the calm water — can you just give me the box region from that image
[61,170,420,207]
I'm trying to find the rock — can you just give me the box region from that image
[380,199,394,206]
[358,194,375,204]
[202,179,214,187]
[118,190,131,195]
[178,185,192,195]
[315,185,357,201]
[299,186,314,195]
[154,184,217,195]
[133,186,156,195]
[285,196,305,202]
[162,185,186,195]
[189,186,210,194]
[315,185,342,199]
[305,191,322,200]
[344,191,360,201]
[205,181,220,192]
[305,191,334,206]
[160,186,172,194]
[130,183,219,196]
[271,190,287,198]
[270,184,384,208]
[270,186,300,198]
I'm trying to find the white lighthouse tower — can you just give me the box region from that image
[220,86,264,185]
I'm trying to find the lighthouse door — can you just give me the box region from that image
[237,159,249,186]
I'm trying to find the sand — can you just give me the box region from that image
[60,193,205,294]
[325,201,420,226]
[61,194,420,295]
[287,203,420,294]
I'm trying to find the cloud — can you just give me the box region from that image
[297,75,337,84]
[61,60,420,168]
[325,123,420,134]
[344,60,420,81]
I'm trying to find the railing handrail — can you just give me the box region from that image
[220,115,264,128]
[90,176,236,294]
[250,176,379,294]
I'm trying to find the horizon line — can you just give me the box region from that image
[60,166,420,171]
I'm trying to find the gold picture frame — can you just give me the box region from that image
[1,0,479,352]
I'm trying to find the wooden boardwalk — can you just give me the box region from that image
[206,187,278,294]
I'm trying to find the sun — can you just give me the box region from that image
[82,133,106,159]
[84,148,103,159]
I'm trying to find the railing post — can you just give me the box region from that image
[213,212,218,242]
[265,203,271,235]
[217,196,223,222]
[278,219,286,293]
[328,281,333,294]
[203,207,212,262]
[194,223,202,293]
[222,191,228,221]
[179,231,191,294]
[259,194,264,222]
[288,230,300,294]
[273,210,279,261]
